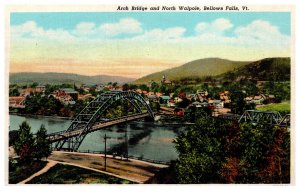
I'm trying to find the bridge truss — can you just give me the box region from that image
[238,110,284,125]
[51,91,154,151]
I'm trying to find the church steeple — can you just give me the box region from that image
[162,74,166,83]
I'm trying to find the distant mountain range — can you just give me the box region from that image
[10,57,290,86]
[135,58,250,83]
[9,72,134,85]
[135,57,290,83]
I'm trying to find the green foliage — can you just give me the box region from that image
[9,160,47,184]
[150,82,159,92]
[13,122,51,162]
[128,84,138,90]
[174,116,290,183]
[9,88,20,96]
[221,57,290,82]
[24,93,64,116]
[257,102,290,115]
[30,82,39,88]
[66,99,86,117]
[33,124,51,160]
[78,88,85,94]
[9,130,19,146]
[14,121,34,162]
[122,83,129,91]
[27,164,134,184]
[174,115,224,183]
[138,84,149,92]
[226,84,246,114]
[262,82,290,101]
[112,82,118,88]
[237,123,290,183]
[88,86,98,96]
[149,102,160,112]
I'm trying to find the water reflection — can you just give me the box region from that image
[9,115,186,162]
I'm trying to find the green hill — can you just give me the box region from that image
[220,57,290,81]
[135,58,250,84]
[9,72,134,85]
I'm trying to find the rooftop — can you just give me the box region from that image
[61,88,78,94]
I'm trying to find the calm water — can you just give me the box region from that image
[9,115,186,162]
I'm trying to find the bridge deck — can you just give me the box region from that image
[48,113,150,143]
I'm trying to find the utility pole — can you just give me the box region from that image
[125,131,128,161]
[104,134,107,171]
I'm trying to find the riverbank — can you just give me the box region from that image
[9,112,73,120]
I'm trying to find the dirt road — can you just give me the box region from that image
[48,151,168,183]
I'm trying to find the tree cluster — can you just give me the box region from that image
[12,121,51,162]
[23,93,63,116]
[174,111,290,184]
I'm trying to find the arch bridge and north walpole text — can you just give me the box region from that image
[47,91,290,152]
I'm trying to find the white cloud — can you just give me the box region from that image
[191,19,289,49]
[99,18,143,37]
[11,18,290,50]
[11,21,74,41]
[195,18,233,34]
[233,20,290,48]
[11,21,43,37]
[73,22,96,36]
[133,27,186,40]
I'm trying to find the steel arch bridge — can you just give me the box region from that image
[48,91,154,151]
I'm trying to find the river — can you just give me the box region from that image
[9,115,187,162]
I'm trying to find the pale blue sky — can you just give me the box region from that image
[11,12,291,37]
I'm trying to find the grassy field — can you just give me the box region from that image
[9,160,47,184]
[256,101,290,114]
[27,164,134,184]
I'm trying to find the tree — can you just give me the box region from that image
[9,88,20,96]
[9,130,19,146]
[150,82,159,92]
[174,115,224,183]
[138,84,149,92]
[30,82,38,88]
[129,84,138,90]
[122,83,130,91]
[174,116,290,184]
[14,121,34,162]
[112,82,118,89]
[34,125,51,160]
[229,90,246,114]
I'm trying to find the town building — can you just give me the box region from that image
[54,88,79,101]
[159,95,171,104]
[161,75,172,85]
[147,95,158,102]
[9,96,26,108]
[18,86,46,97]
[219,91,231,104]
[52,88,79,105]
[209,99,224,109]
[174,108,185,116]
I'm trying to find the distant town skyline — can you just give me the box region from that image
[10,12,291,78]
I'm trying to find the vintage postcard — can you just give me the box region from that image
[4,4,294,186]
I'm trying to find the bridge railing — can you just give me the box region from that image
[47,113,150,142]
